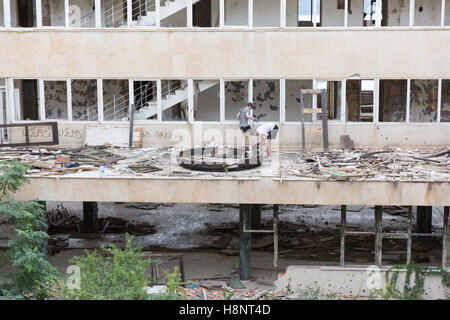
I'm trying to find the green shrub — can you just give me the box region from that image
[63,235,153,300]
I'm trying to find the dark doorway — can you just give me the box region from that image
[21,80,39,120]
[193,0,212,27]
[17,0,35,27]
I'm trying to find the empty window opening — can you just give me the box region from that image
[101,0,127,27]
[13,79,39,121]
[103,79,129,121]
[316,80,342,120]
[161,80,188,121]
[41,0,65,26]
[252,80,280,122]
[441,80,450,122]
[194,80,220,121]
[69,0,96,28]
[225,0,248,26]
[297,0,320,26]
[225,80,248,120]
[160,0,187,27]
[414,0,441,26]
[321,0,345,26]
[285,80,313,122]
[346,79,374,122]
[193,0,219,27]
[348,0,378,26]
[133,80,157,120]
[379,79,407,122]
[253,0,280,27]
[72,79,98,121]
[44,81,68,120]
[380,0,410,26]
[131,0,156,27]
[0,1,5,27]
[10,0,37,27]
[409,79,438,122]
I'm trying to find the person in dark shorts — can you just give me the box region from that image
[256,123,279,161]
[236,102,257,148]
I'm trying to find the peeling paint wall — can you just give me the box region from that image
[69,0,95,28]
[71,79,98,121]
[441,80,450,122]
[346,79,361,121]
[44,81,68,120]
[225,80,248,120]
[380,79,406,122]
[253,80,280,122]
[285,80,313,122]
[42,0,65,26]
[409,79,438,122]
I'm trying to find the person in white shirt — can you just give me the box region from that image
[256,123,279,161]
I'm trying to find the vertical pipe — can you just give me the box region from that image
[248,0,253,28]
[65,0,70,28]
[437,79,442,123]
[157,79,162,121]
[280,0,286,28]
[375,205,383,268]
[38,79,46,120]
[373,79,380,123]
[219,0,224,27]
[127,0,132,27]
[312,0,317,27]
[97,78,103,123]
[280,79,286,123]
[4,0,11,28]
[273,204,279,270]
[407,206,412,264]
[375,0,382,27]
[442,0,446,26]
[341,80,346,122]
[300,90,305,152]
[36,0,43,28]
[219,79,225,122]
[155,0,160,27]
[188,79,194,123]
[67,79,72,121]
[95,0,101,28]
[406,79,411,123]
[340,205,346,266]
[239,204,251,281]
[321,89,329,151]
[344,0,348,27]
[128,79,134,121]
[443,207,449,268]
[409,0,415,27]
[187,0,193,28]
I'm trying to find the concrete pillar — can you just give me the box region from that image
[417,206,432,233]
[239,204,251,281]
[443,207,449,268]
[83,201,99,233]
[375,206,383,268]
[38,201,48,260]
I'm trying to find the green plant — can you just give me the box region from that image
[164,266,183,297]
[63,235,153,300]
[0,160,58,297]
[222,287,235,300]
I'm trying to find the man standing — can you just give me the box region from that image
[256,122,279,161]
[236,102,257,148]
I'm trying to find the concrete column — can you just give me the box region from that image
[375,206,383,267]
[38,201,48,260]
[443,207,449,268]
[340,205,346,266]
[417,206,432,233]
[83,201,99,233]
[239,204,251,281]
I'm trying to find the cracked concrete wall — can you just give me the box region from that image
[380,79,407,122]
[409,79,438,122]
[346,79,361,121]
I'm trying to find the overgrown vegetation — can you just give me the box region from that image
[377,263,450,300]
[60,235,153,300]
[0,160,58,298]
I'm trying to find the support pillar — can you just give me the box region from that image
[83,202,99,233]
[375,206,383,268]
[239,204,251,281]
[340,205,346,266]
[407,206,412,264]
[417,206,432,233]
[443,207,449,268]
[38,201,48,260]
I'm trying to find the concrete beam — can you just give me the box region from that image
[14,177,450,206]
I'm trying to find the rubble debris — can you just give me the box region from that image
[340,135,355,150]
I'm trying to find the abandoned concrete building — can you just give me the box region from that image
[0,0,449,299]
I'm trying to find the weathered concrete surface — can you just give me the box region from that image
[9,122,450,147]
[0,29,449,78]
[275,265,450,299]
[14,177,450,205]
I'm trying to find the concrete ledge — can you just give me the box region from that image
[275,265,450,299]
[14,177,450,205]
